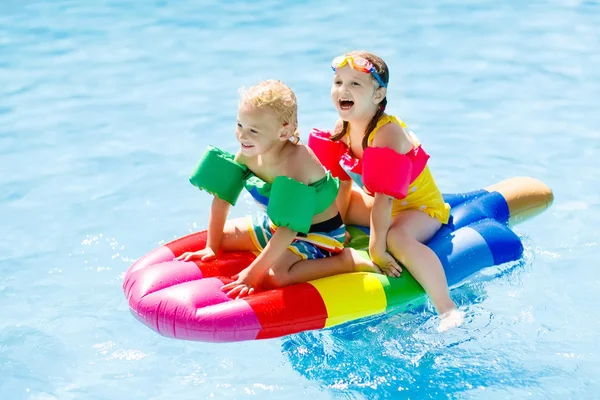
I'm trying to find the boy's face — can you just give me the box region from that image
[236,102,285,157]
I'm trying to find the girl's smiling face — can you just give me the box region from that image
[331,65,385,121]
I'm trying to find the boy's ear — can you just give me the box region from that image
[278,122,293,141]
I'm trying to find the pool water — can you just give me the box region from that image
[1,0,599,399]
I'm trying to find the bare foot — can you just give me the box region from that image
[341,248,382,274]
[437,309,465,333]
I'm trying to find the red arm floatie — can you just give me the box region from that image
[307,128,351,180]
[407,145,430,181]
[363,147,412,199]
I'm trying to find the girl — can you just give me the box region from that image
[176,80,378,299]
[310,51,460,325]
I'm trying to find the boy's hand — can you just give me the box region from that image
[221,267,261,299]
[175,247,217,262]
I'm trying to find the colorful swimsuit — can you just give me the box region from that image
[342,115,450,224]
[244,173,346,260]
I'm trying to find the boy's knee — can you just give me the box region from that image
[263,269,290,289]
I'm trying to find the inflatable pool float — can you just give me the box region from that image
[123,176,553,342]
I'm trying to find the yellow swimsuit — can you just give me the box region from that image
[348,115,450,224]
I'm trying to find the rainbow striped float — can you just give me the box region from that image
[123,176,553,342]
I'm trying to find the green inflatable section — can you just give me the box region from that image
[346,225,427,311]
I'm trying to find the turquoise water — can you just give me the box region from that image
[1,0,599,398]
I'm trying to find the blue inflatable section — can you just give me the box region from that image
[355,188,522,286]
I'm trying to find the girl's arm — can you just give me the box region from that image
[336,179,353,221]
[367,121,413,275]
[369,193,393,254]
[369,193,403,276]
[331,118,353,221]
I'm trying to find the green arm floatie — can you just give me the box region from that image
[267,176,317,234]
[189,146,248,206]
[312,171,340,214]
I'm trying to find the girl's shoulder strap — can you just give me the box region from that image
[367,115,407,146]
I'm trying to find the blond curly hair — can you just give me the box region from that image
[240,80,300,144]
